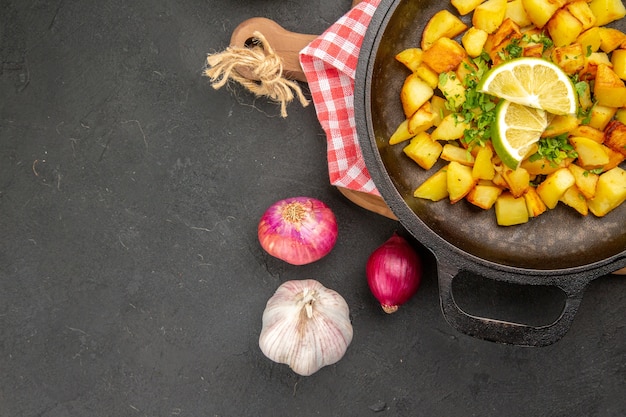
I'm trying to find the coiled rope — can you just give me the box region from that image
[204,31,309,117]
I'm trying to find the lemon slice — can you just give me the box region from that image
[492,100,549,169]
[478,57,577,115]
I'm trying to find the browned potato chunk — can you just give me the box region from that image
[472,145,496,180]
[421,10,468,50]
[599,27,626,53]
[537,167,576,209]
[452,0,485,16]
[570,136,610,169]
[400,73,434,118]
[547,9,584,47]
[610,49,626,80]
[587,167,626,216]
[502,166,530,198]
[422,38,468,73]
[467,183,503,209]
[568,163,599,199]
[594,64,626,108]
[542,114,580,137]
[462,27,489,58]
[587,102,617,130]
[408,101,436,135]
[395,48,423,72]
[447,161,477,203]
[566,1,597,30]
[413,166,449,201]
[389,119,413,145]
[588,0,626,26]
[473,0,507,34]
[521,0,566,28]
[551,43,586,75]
[560,185,589,215]
[576,27,603,54]
[569,125,605,143]
[403,132,444,170]
[505,0,532,27]
[495,192,529,225]
[524,187,548,217]
[441,143,476,166]
[604,119,626,157]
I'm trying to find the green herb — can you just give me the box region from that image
[455,54,497,148]
[497,38,523,61]
[584,168,604,176]
[528,134,578,166]
[522,32,553,51]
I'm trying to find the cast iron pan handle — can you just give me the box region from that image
[437,262,584,347]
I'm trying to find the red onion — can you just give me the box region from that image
[366,232,422,314]
[258,197,338,265]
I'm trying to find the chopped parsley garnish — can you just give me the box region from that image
[453,53,498,149]
[528,134,578,166]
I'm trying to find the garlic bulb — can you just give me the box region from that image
[259,279,353,376]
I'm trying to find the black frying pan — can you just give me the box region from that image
[355,0,626,346]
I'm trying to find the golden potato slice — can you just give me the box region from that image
[403,131,443,170]
[599,27,626,53]
[441,143,475,166]
[431,114,469,141]
[447,161,477,203]
[413,166,449,201]
[603,119,626,157]
[505,0,532,28]
[588,0,626,26]
[542,114,580,138]
[570,136,610,169]
[560,185,589,216]
[587,167,626,216]
[551,43,586,75]
[462,27,489,58]
[594,64,626,108]
[400,73,434,118]
[521,0,566,28]
[389,119,413,145]
[536,167,576,209]
[422,37,468,73]
[566,1,597,30]
[467,183,503,209]
[568,163,599,199]
[495,192,529,225]
[547,9,584,47]
[421,10,468,50]
[524,187,548,217]
[473,0,507,34]
[408,101,436,135]
[472,145,496,180]
[451,0,485,16]
[395,48,423,72]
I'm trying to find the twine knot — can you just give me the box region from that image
[204,31,310,117]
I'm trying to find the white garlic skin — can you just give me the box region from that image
[259,279,353,376]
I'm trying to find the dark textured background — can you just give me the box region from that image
[1,1,624,416]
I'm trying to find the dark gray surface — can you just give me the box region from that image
[1,1,624,416]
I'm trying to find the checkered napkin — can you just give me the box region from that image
[299,0,382,196]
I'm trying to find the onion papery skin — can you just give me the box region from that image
[366,233,422,314]
[258,197,338,265]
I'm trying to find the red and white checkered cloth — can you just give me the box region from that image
[299,0,381,196]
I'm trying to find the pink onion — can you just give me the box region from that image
[258,197,338,265]
[366,232,422,314]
